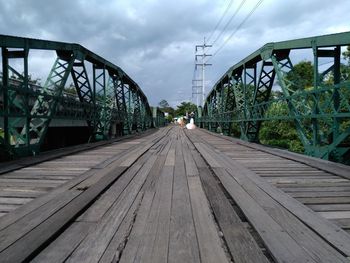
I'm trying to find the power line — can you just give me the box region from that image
[210,0,247,47]
[206,0,235,43]
[209,0,265,60]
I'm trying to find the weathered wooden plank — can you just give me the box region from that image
[76,163,142,222]
[200,128,350,180]
[0,178,67,185]
[197,166,269,263]
[0,168,96,231]
[31,222,94,263]
[0,213,7,218]
[142,155,166,192]
[225,167,348,262]
[308,204,350,212]
[0,204,19,212]
[183,145,199,176]
[187,137,321,262]
[0,129,162,236]
[99,191,144,263]
[267,178,349,184]
[0,181,62,188]
[282,186,350,192]
[147,165,174,263]
[331,218,350,229]
[0,197,33,205]
[130,174,163,263]
[275,182,350,188]
[190,130,350,258]
[0,190,81,253]
[0,174,75,180]
[66,156,157,262]
[211,167,315,263]
[289,191,350,198]
[193,143,221,168]
[317,211,350,220]
[164,147,175,166]
[297,197,350,204]
[168,145,200,263]
[120,144,154,167]
[119,191,155,263]
[188,176,229,263]
[0,165,128,262]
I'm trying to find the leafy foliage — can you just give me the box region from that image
[286,60,313,90]
[158,99,170,108]
[64,83,77,95]
[258,59,315,153]
[158,99,175,122]
[174,101,197,117]
[259,102,304,153]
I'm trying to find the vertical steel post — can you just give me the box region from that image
[23,48,30,149]
[312,44,320,152]
[333,46,341,143]
[1,48,9,148]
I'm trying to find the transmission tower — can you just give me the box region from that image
[193,38,212,107]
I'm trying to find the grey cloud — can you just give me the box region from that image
[0,0,349,106]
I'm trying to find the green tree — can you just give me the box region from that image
[174,101,197,117]
[158,99,170,108]
[158,99,175,121]
[64,83,77,95]
[286,60,314,90]
[259,102,304,153]
[342,45,350,63]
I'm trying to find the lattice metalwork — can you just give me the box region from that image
[199,32,350,163]
[0,35,153,158]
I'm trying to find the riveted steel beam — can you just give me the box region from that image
[201,31,350,163]
[0,34,153,158]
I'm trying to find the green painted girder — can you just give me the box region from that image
[201,31,350,163]
[0,34,153,158]
[0,34,149,108]
[151,107,166,128]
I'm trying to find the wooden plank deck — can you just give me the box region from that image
[0,126,349,262]
[0,132,157,218]
[193,129,350,235]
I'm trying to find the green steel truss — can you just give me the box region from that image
[200,32,350,163]
[151,107,166,128]
[0,35,154,157]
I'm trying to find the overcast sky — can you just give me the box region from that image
[0,0,349,107]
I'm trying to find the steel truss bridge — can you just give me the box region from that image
[199,31,350,163]
[0,35,165,158]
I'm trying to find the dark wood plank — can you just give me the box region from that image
[211,166,315,263]
[308,204,350,212]
[76,163,142,222]
[168,141,200,263]
[331,218,350,229]
[0,165,128,262]
[119,191,155,263]
[129,170,164,263]
[188,176,229,263]
[0,190,81,253]
[317,211,350,220]
[191,131,350,258]
[289,191,350,198]
[66,156,157,262]
[197,166,269,263]
[98,191,144,263]
[199,128,350,179]
[190,139,326,262]
[0,168,96,231]
[31,222,94,263]
[147,165,174,263]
